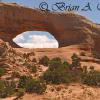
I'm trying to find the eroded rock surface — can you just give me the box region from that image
[0,3,100,53]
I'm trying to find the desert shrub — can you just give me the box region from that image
[80,52,86,56]
[16,88,25,98]
[49,57,62,71]
[23,53,29,62]
[0,80,5,98]
[11,71,20,78]
[43,69,72,84]
[18,75,31,88]
[23,62,31,68]
[18,75,46,94]
[32,58,37,62]
[4,81,16,95]
[29,52,35,56]
[39,56,50,66]
[43,60,73,84]
[71,53,81,68]
[31,65,37,73]
[81,71,100,86]
[25,64,37,73]
[0,80,16,98]
[42,55,85,84]
[0,68,6,77]
[92,50,100,59]
[62,61,70,69]
[70,68,83,82]
[25,79,47,94]
[42,57,73,84]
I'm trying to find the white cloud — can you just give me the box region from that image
[18,42,58,48]
[28,35,50,43]
[13,33,58,48]
[13,35,24,43]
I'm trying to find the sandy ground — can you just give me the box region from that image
[15,45,89,61]
[1,83,100,100]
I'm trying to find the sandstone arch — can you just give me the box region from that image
[0,3,100,53]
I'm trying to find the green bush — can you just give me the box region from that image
[23,62,30,67]
[25,79,47,94]
[18,76,31,88]
[11,71,20,78]
[16,88,25,98]
[49,57,62,71]
[18,76,46,94]
[31,65,37,73]
[63,61,70,69]
[39,56,50,66]
[0,80,5,98]
[42,56,85,84]
[0,80,16,98]
[24,62,37,73]
[81,71,100,86]
[92,50,100,59]
[43,69,72,84]
[25,64,37,73]
[42,57,73,84]
[71,53,81,68]
[0,68,6,77]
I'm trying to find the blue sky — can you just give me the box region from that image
[2,0,100,48]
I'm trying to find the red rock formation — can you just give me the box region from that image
[0,39,7,57]
[0,3,100,53]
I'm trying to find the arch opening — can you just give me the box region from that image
[13,31,59,48]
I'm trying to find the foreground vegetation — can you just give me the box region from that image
[42,54,100,86]
[0,53,100,98]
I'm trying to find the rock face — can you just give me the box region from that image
[0,3,100,53]
[0,39,8,57]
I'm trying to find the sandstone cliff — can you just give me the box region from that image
[0,3,100,54]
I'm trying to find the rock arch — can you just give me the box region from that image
[0,3,100,53]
